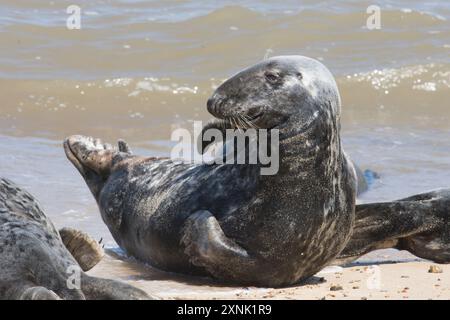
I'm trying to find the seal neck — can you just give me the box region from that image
[277,105,343,178]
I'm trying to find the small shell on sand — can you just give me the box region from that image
[330,284,343,291]
[428,265,443,273]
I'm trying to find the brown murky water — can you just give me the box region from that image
[0,1,449,270]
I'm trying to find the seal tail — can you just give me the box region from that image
[335,189,449,265]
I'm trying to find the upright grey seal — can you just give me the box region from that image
[65,55,355,287]
[0,178,151,300]
[65,56,448,287]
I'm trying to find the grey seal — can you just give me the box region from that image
[0,178,152,300]
[64,55,355,287]
[65,56,448,287]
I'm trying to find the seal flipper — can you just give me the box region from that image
[80,274,153,300]
[118,139,132,154]
[336,189,450,265]
[181,211,284,286]
[1,280,62,300]
[354,165,379,196]
[59,227,105,271]
[15,284,61,300]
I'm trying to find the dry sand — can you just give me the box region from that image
[88,250,449,300]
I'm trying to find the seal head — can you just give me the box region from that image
[207,55,341,132]
[64,136,132,199]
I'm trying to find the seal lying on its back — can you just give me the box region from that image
[0,178,151,299]
[65,56,449,287]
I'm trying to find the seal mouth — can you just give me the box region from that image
[207,95,266,129]
[64,137,86,175]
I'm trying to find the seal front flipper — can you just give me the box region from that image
[2,279,62,300]
[336,189,450,265]
[80,274,153,300]
[117,139,132,154]
[11,283,61,300]
[181,210,263,285]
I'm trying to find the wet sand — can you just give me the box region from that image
[88,251,449,300]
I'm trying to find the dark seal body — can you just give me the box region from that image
[66,56,358,287]
[101,134,356,286]
[0,178,151,299]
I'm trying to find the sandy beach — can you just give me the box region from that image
[88,251,449,300]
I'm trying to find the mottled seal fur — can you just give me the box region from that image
[65,56,449,287]
[0,178,151,300]
[65,56,357,287]
[336,189,450,265]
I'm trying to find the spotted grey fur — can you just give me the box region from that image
[0,178,152,300]
[336,189,450,265]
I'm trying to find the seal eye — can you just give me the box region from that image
[264,72,279,83]
[296,72,303,80]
